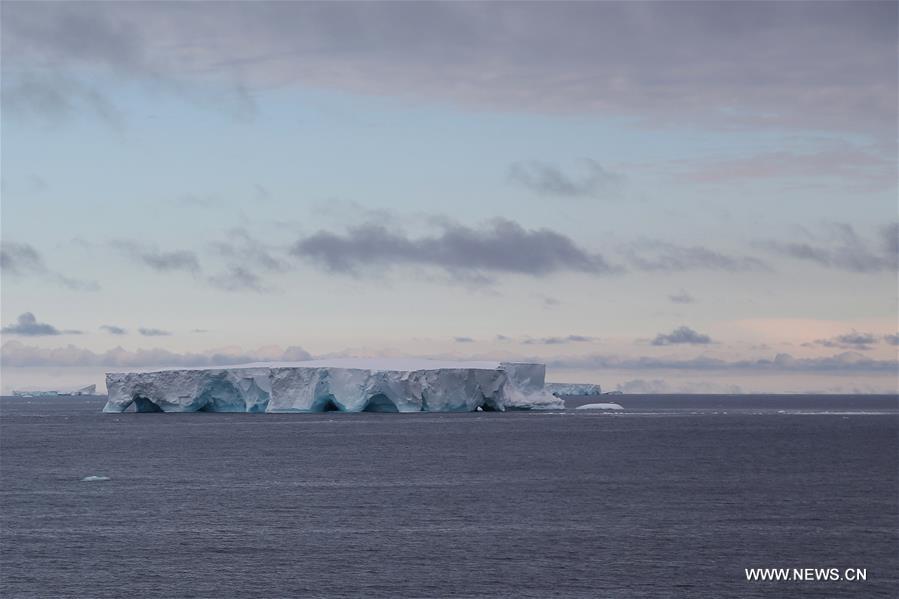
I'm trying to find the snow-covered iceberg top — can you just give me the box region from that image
[103,359,564,413]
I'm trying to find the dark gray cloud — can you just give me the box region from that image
[1,72,124,127]
[763,223,898,273]
[210,228,286,273]
[454,336,475,343]
[112,240,201,274]
[138,327,171,337]
[100,324,127,335]
[114,235,280,292]
[0,240,100,290]
[495,334,511,342]
[206,228,285,292]
[207,266,267,293]
[1,341,312,367]
[508,159,622,199]
[541,296,561,308]
[884,333,899,346]
[810,330,880,351]
[1,312,80,336]
[652,326,712,346]
[626,241,770,273]
[3,2,893,136]
[0,241,43,275]
[291,218,614,278]
[523,335,596,345]
[668,290,696,304]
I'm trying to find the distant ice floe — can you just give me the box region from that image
[575,402,624,411]
[81,475,110,482]
[103,359,565,413]
[544,382,602,397]
[13,384,96,397]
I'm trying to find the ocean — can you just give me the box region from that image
[1,395,897,598]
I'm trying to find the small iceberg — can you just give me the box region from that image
[575,402,624,411]
[81,475,111,482]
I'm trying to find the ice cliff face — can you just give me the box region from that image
[103,359,564,413]
[544,383,603,397]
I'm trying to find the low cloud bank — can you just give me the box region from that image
[0,341,312,368]
[4,342,895,374]
[547,352,897,373]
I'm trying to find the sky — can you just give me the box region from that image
[1,1,897,394]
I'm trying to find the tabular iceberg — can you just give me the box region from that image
[544,382,603,397]
[103,359,564,413]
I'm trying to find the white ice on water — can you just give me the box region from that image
[103,359,564,413]
[575,402,624,411]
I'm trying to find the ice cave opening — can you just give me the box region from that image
[362,394,400,413]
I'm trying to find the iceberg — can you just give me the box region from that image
[103,359,565,413]
[12,384,97,398]
[544,382,602,397]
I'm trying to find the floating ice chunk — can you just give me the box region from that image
[575,402,624,410]
[81,475,110,482]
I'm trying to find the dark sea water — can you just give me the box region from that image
[1,395,897,598]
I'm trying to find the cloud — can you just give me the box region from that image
[545,351,897,373]
[1,341,313,367]
[206,228,286,292]
[523,335,596,345]
[100,324,127,335]
[678,144,895,191]
[1,312,80,336]
[508,159,623,199]
[114,233,282,292]
[210,228,287,273]
[0,240,100,290]
[138,327,171,337]
[0,241,42,275]
[1,72,125,128]
[541,296,561,308]
[884,333,899,346]
[668,290,696,304]
[454,336,475,343]
[112,240,201,274]
[811,330,880,351]
[762,222,897,273]
[652,326,712,346]
[207,265,267,293]
[291,217,614,279]
[2,2,893,136]
[625,241,770,273]
[615,378,743,394]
